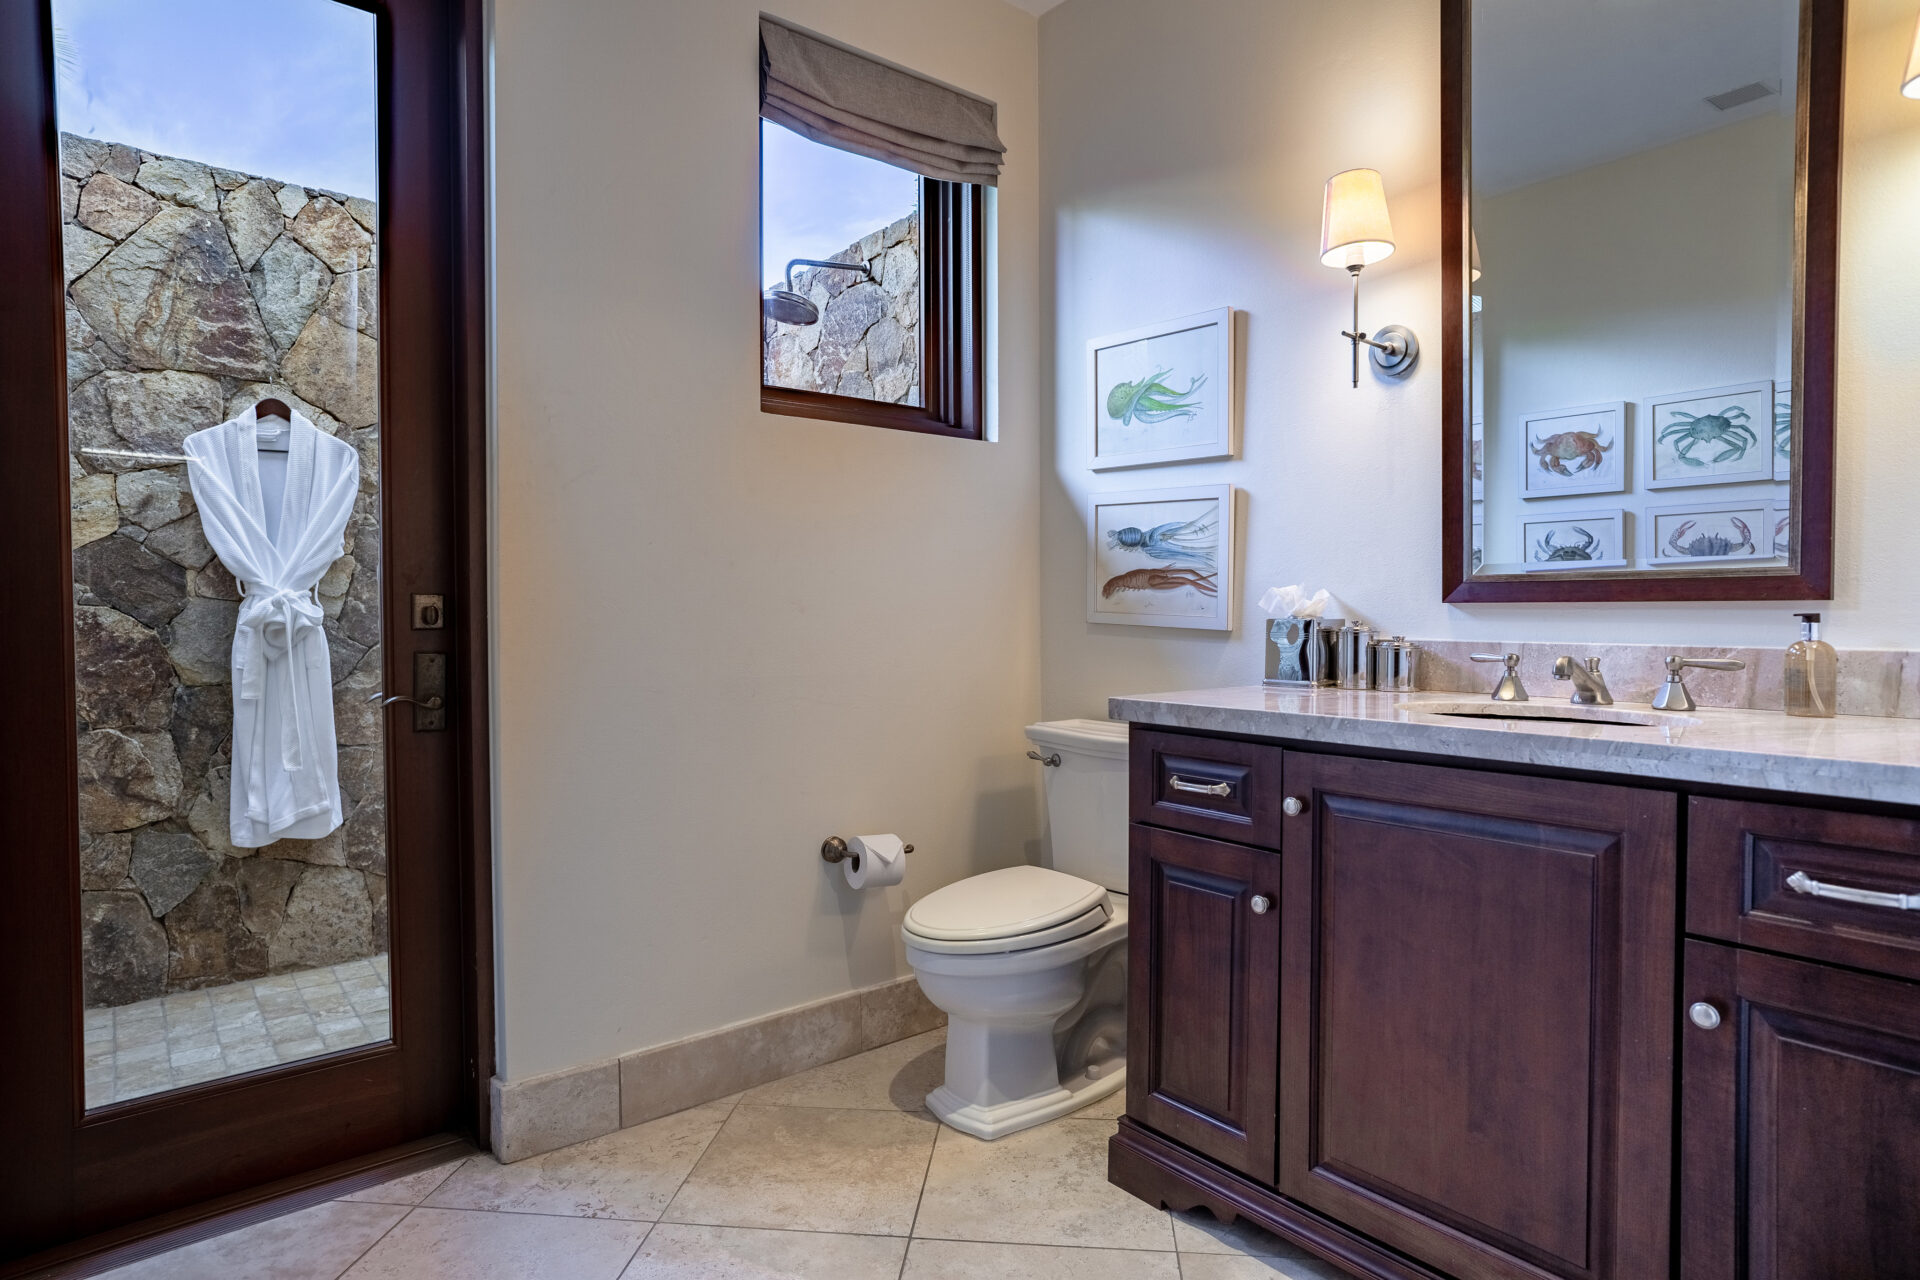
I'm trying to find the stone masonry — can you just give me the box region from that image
[763,211,920,405]
[62,133,386,1007]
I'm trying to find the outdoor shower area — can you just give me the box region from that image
[63,128,390,1106]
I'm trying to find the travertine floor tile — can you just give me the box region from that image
[623,1223,907,1279]
[902,1238,1181,1280]
[99,1200,406,1279]
[426,1100,733,1220]
[1176,1253,1353,1280]
[912,1118,1174,1251]
[1173,1208,1303,1257]
[663,1105,937,1235]
[738,1029,945,1113]
[338,1157,469,1206]
[341,1207,648,1279]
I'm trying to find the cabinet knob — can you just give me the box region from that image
[1688,1001,1723,1031]
[1250,894,1271,915]
[1282,796,1306,817]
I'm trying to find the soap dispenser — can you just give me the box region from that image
[1784,612,1837,719]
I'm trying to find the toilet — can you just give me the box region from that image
[905,719,1130,1139]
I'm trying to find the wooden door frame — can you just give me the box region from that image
[0,0,492,1264]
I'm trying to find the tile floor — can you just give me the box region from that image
[97,1027,1346,1279]
[85,955,391,1108]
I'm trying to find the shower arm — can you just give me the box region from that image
[784,258,875,294]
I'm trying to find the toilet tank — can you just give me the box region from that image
[1025,719,1131,892]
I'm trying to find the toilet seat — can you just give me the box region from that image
[904,866,1111,955]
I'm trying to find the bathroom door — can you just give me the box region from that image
[0,0,488,1259]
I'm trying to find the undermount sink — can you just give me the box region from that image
[1407,700,1701,729]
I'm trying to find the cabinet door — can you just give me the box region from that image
[1682,940,1920,1280]
[1278,752,1676,1280]
[1127,824,1280,1183]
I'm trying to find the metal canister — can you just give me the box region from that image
[1307,619,1343,687]
[1337,622,1374,690]
[1392,637,1419,691]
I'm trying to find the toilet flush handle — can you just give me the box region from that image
[1026,750,1062,767]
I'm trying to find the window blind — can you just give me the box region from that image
[759,15,1005,186]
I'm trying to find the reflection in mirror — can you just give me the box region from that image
[58,0,387,1107]
[1469,0,1800,579]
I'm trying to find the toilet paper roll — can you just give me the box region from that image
[846,833,907,890]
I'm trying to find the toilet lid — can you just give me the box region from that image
[905,865,1110,943]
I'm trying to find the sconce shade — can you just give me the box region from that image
[1470,229,1483,283]
[1320,168,1397,269]
[1905,11,1920,98]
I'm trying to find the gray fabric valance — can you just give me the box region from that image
[759,15,1005,187]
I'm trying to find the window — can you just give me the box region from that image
[757,18,996,439]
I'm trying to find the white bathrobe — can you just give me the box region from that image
[184,407,361,848]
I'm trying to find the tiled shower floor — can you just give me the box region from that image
[97,1027,1344,1279]
[86,955,391,1108]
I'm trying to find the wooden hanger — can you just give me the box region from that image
[254,398,293,452]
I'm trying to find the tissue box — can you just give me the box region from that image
[1264,617,1339,686]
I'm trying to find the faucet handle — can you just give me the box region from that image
[1653,655,1746,712]
[1470,652,1529,702]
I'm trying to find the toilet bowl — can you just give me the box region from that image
[904,719,1130,1140]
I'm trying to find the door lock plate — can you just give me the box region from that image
[413,651,448,731]
[412,593,447,629]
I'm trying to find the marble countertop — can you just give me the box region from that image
[1109,686,1920,807]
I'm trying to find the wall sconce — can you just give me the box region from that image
[1904,10,1920,97]
[1320,168,1418,387]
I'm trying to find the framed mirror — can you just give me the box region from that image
[1441,0,1840,602]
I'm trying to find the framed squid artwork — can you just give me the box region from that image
[1087,308,1238,470]
[1087,484,1235,630]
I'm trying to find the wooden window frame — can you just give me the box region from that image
[760,176,986,440]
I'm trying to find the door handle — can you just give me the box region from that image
[1168,775,1232,797]
[369,652,449,731]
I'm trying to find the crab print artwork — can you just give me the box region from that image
[1529,431,1612,477]
[1648,385,1776,487]
[1106,367,1206,427]
[1659,407,1758,467]
[1666,517,1754,557]
[1534,526,1599,561]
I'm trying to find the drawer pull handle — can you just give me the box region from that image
[1785,870,1920,911]
[1169,775,1232,798]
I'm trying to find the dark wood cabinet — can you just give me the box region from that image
[1276,752,1675,1280]
[1113,725,1920,1280]
[1126,824,1280,1183]
[1681,939,1920,1280]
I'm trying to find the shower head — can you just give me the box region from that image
[762,257,876,327]
[763,288,819,326]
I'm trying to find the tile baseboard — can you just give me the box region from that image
[490,975,943,1163]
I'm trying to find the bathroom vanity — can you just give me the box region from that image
[1108,687,1920,1280]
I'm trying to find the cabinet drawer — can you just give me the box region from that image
[1689,798,1920,982]
[1130,729,1284,847]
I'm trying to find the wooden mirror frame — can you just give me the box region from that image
[1440,0,1841,603]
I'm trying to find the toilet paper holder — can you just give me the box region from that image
[821,835,914,871]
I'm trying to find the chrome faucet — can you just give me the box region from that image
[1652,655,1746,712]
[1553,656,1613,706]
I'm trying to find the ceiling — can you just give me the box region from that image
[1003,0,1068,14]
[1473,0,1800,194]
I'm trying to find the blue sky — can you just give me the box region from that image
[762,122,918,288]
[53,0,377,197]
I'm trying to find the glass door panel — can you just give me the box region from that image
[56,0,388,1107]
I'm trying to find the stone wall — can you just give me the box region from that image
[62,133,387,1007]
[762,211,920,404]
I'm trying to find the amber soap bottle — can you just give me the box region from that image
[1784,612,1837,718]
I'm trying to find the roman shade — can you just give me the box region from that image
[759,15,1005,186]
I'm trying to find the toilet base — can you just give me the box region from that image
[927,1061,1125,1141]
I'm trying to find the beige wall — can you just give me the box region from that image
[1039,0,1920,722]
[490,0,1041,1079]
